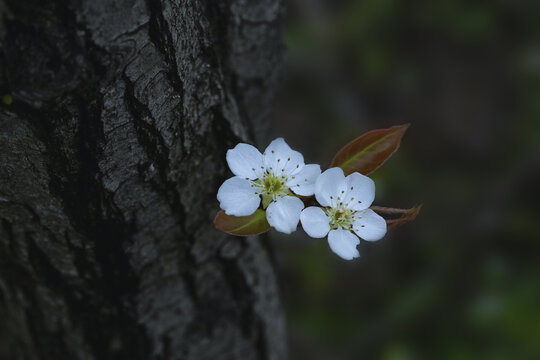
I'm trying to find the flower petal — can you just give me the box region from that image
[263,138,304,176]
[314,167,347,207]
[353,209,387,241]
[300,206,330,238]
[343,172,375,210]
[226,143,264,180]
[266,196,304,234]
[327,229,360,260]
[217,177,261,216]
[287,164,321,196]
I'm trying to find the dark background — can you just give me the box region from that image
[270,0,540,359]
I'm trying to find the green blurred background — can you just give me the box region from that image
[270,0,540,359]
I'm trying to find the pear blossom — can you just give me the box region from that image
[217,138,321,234]
[300,167,386,260]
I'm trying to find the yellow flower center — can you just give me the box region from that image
[252,173,293,208]
[325,206,357,230]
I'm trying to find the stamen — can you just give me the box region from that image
[252,172,291,200]
[327,205,356,230]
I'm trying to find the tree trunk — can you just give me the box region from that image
[0,0,286,359]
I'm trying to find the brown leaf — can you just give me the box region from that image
[214,209,270,236]
[331,124,409,175]
[371,205,422,230]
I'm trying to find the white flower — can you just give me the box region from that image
[300,167,387,260]
[217,138,321,234]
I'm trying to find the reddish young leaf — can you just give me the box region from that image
[214,209,270,236]
[330,124,409,175]
[371,205,422,230]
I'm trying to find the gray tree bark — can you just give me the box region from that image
[0,0,286,359]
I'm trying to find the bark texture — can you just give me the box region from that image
[0,0,285,359]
